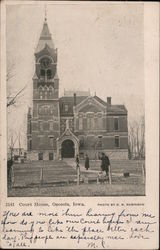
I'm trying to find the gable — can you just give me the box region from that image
[75,96,106,113]
[80,103,102,113]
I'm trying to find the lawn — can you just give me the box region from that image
[8,159,145,197]
[8,182,145,197]
[80,159,144,174]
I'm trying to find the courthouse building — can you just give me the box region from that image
[27,17,128,160]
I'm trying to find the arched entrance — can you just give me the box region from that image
[61,139,75,158]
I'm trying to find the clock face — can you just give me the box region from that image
[40,57,52,68]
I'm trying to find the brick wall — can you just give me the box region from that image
[106,115,127,132]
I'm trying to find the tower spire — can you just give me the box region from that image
[35,9,55,54]
[44,5,47,22]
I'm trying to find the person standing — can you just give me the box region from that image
[75,154,80,185]
[85,154,90,170]
[75,154,80,169]
[99,152,110,176]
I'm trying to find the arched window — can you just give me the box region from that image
[39,86,43,99]
[38,56,54,81]
[44,86,48,99]
[40,69,45,78]
[39,92,43,99]
[49,86,53,98]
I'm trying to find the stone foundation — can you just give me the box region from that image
[79,149,128,160]
[27,149,128,161]
[101,149,128,160]
[27,150,57,161]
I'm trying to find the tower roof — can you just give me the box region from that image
[35,19,55,54]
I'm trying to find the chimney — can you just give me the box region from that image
[107,97,111,105]
[74,93,76,106]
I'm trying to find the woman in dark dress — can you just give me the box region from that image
[99,152,110,176]
[85,154,90,170]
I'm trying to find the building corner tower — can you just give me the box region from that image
[27,17,60,160]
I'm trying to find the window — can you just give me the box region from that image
[50,108,53,114]
[49,90,52,98]
[39,92,43,99]
[44,106,48,114]
[39,86,43,99]
[64,104,68,112]
[38,152,43,160]
[97,136,102,149]
[91,118,94,130]
[79,118,83,130]
[44,91,47,99]
[39,106,42,114]
[49,121,53,131]
[97,118,103,130]
[40,69,45,77]
[39,121,43,131]
[87,118,91,130]
[115,136,120,148]
[49,152,53,160]
[49,137,54,148]
[114,117,119,131]
[47,69,52,79]
[79,137,84,149]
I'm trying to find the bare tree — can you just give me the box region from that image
[128,115,145,159]
[7,58,27,108]
[8,130,18,160]
[7,85,27,107]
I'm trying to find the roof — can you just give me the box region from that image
[93,95,107,106]
[60,94,127,116]
[35,20,55,54]
[60,96,87,116]
[107,104,127,114]
[60,96,87,104]
[64,90,90,97]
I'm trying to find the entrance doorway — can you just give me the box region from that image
[61,140,75,158]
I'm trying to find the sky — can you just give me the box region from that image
[6,2,144,148]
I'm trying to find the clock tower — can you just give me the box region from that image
[27,17,60,160]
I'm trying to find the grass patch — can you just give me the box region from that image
[8,182,145,197]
